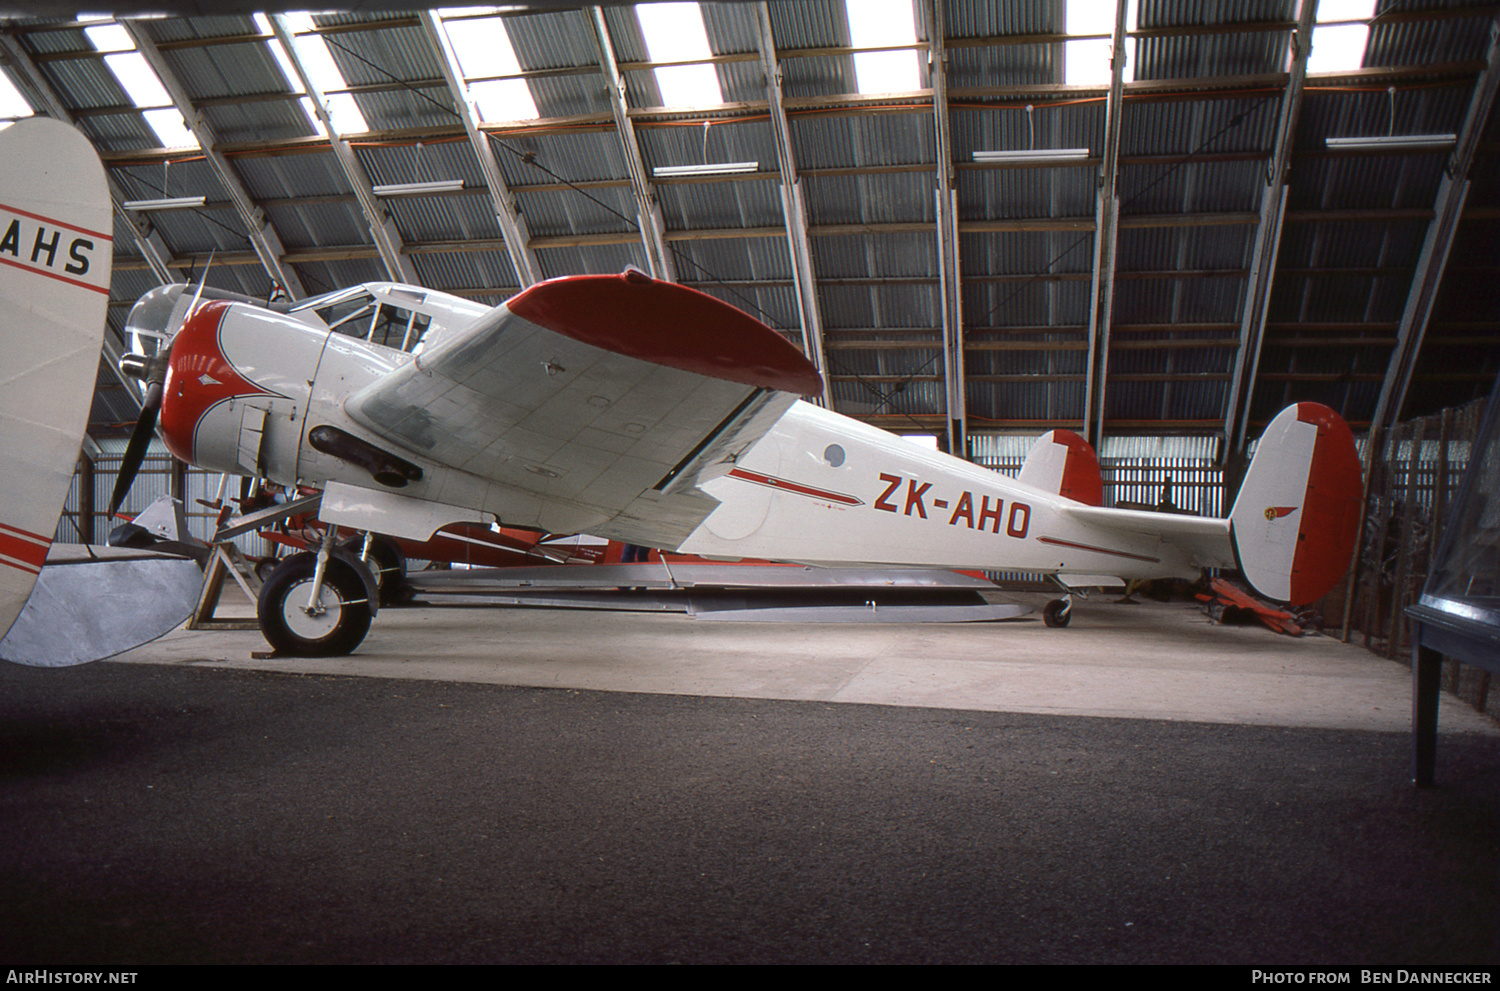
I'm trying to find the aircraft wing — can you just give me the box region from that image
[345,270,822,547]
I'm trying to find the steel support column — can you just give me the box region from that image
[124,22,307,300]
[267,14,418,285]
[755,2,831,408]
[1082,0,1129,449]
[1370,16,1500,436]
[589,6,676,282]
[929,0,967,457]
[1224,0,1317,461]
[418,11,542,289]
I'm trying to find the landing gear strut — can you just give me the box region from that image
[256,526,378,656]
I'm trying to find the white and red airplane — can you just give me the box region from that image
[1,119,1366,659]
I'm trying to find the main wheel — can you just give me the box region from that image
[343,534,408,606]
[1042,598,1072,628]
[257,552,373,656]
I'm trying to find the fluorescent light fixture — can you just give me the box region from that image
[371,180,465,197]
[652,162,759,177]
[972,148,1093,164]
[1325,133,1456,152]
[122,196,206,211]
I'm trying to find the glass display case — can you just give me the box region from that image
[1407,372,1500,786]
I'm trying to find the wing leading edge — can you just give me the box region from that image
[346,270,822,547]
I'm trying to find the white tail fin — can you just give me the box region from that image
[1018,429,1104,506]
[1229,403,1362,605]
[0,119,111,640]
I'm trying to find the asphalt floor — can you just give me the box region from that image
[0,595,1497,966]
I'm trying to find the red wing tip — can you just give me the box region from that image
[509,272,823,397]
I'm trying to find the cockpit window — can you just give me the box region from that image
[289,283,487,355]
[365,303,431,351]
[292,288,429,354]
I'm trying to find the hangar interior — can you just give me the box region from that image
[2,0,1498,676]
[7,1,1500,968]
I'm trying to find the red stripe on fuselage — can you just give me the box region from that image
[1036,535,1160,564]
[726,467,863,506]
[158,300,274,465]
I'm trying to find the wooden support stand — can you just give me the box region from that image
[188,543,263,631]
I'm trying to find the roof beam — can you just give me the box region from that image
[1370,15,1500,436]
[1223,0,1316,460]
[928,0,966,457]
[417,11,541,289]
[123,22,307,300]
[588,6,675,282]
[265,13,418,285]
[0,30,172,293]
[1082,0,1130,449]
[755,1,831,408]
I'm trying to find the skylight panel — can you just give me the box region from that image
[84,21,198,149]
[1065,0,1136,86]
[0,71,32,122]
[636,2,724,108]
[278,12,369,135]
[844,0,920,94]
[1308,0,1376,74]
[253,13,324,137]
[437,13,539,122]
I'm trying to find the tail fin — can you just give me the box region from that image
[0,119,111,643]
[1229,403,1363,605]
[1018,429,1104,506]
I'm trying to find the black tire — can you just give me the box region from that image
[257,551,373,656]
[343,534,408,606]
[1042,598,1072,628]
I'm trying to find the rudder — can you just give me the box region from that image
[0,119,111,643]
[1018,429,1104,506]
[1229,403,1362,606]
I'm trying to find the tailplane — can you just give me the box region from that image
[1017,429,1104,506]
[1229,403,1362,605]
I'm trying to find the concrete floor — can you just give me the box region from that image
[4,587,1498,965]
[114,588,1499,737]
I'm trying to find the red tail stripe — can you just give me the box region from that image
[0,523,50,573]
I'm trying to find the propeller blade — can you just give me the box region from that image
[107,383,161,524]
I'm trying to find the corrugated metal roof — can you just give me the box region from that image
[12,0,1492,451]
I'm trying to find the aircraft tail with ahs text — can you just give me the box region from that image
[0,118,112,643]
[1228,402,1363,606]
